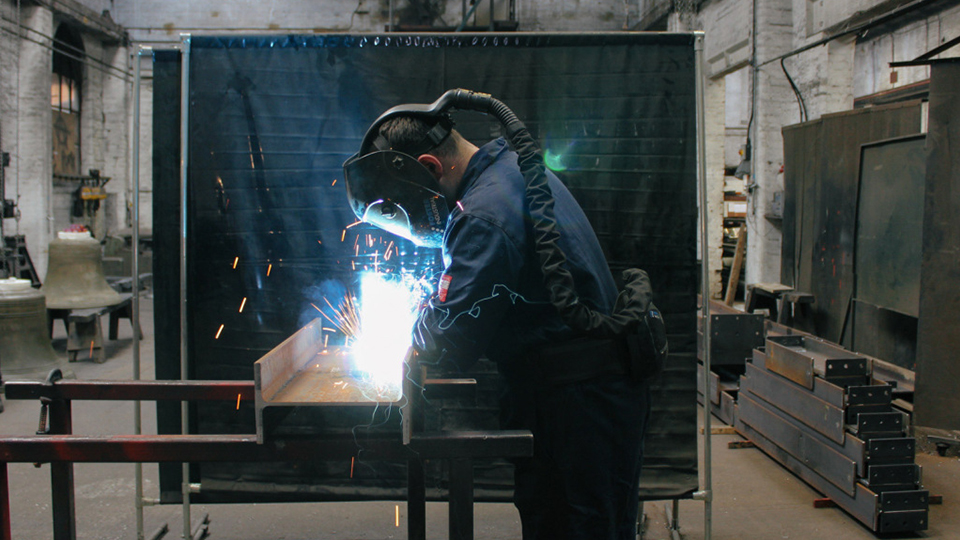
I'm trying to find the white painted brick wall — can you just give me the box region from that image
[14,5,55,279]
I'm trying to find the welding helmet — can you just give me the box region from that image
[343,105,454,249]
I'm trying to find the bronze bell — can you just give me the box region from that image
[0,277,64,380]
[41,232,122,309]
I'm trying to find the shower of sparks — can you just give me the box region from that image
[232,256,239,269]
[215,324,225,339]
[267,264,273,276]
[239,297,247,313]
[314,296,360,339]
[349,271,418,386]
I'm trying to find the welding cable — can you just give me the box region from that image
[437,89,656,338]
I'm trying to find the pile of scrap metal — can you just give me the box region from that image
[697,300,925,534]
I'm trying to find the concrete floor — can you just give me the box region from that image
[2,297,959,539]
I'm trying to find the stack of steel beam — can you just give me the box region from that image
[735,334,928,534]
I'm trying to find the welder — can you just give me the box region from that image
[344,90,663,540]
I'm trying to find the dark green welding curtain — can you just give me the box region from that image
[153,32,699,504]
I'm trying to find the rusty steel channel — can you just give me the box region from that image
[0,379,532,540]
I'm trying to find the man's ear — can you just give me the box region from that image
[417,154,443,180]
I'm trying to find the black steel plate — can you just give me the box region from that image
[866,463,920,487]
[878,509,929,532]
[855,412,904,435]
[846,404,893,425]
[847,385,893,406]
[867,437,916,463]
[880,489,929,512]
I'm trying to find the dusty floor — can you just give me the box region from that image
[2,297,958,539]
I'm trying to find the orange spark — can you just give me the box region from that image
[350,457,355,478]
[345,220,361,229]
[341,230,346,242]
[332,179,338,186]
[311,303,322,312]
[266,264,273,276]
[232,256,239,269]
[236,394,241,410]
[239,297,247,313]
[395,505,400,527]
[215,324,225,339]
[89,341,95,359]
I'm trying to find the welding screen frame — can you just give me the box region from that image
[152,32,701,504]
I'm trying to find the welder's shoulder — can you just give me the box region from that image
[458,169,526,241]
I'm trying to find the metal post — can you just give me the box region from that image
[488,0,494,31]
[179,33,192,540]
[449,458,474,540]
[407,459,426,540]
[1,463,10,540]
[49,399,76,540]
[131,44,149,540]
[693,31,714,540]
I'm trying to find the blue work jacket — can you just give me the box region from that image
[413,138,617,372]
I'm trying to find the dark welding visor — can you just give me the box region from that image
[343,149,449,248]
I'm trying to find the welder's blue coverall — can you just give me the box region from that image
[414,138,650,540]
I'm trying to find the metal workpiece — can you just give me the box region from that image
[253,319,408,443]
[737,390,858,496]
[765,335,868,389]
[735,415,928,533]
[697,300,765,367]
[734,329,928,533]
[741,362,846,444]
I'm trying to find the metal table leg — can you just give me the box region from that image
[449,458,474,540]
[408,458,426,540]
[1,463,10,540]
[49,399,76,540]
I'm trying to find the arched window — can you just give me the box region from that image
[51,24,84,176]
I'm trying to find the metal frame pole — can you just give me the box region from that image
[693,31,714,540]
[131,44,154,540]
[179,33,192,540]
